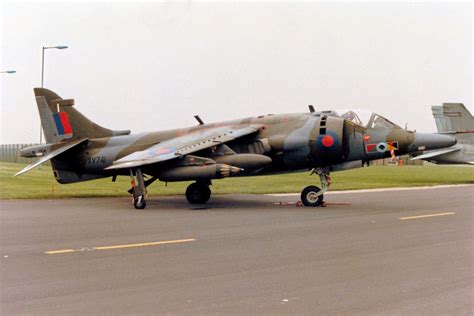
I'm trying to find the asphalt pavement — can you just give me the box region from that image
[1,185,473,315]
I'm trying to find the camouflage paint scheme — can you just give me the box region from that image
[17,88,457,208]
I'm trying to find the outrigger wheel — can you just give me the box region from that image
[186,182,211,204]
[130,168,148,209]
[133,195,147,209]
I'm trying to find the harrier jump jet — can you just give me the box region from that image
[16,88,456,209]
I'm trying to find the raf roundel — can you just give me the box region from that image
[321,135,335,147]
[376,142,387,153]
[317,131,339,150]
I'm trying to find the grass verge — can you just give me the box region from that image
[1,162,473,199]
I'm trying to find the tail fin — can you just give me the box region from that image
[34,88,130,143]
[431,103,474,133]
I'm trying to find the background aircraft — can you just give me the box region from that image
[412,103,473,165]
[16,88,456,209]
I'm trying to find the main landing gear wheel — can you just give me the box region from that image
[133,195,146,209]
[186,182,211,204]
[301,186,324,207]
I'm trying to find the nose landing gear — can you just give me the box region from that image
[301,185,324,207]
[301,167,331,207]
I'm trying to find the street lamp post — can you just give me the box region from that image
[40,45,68,144]
[41,45,68,88]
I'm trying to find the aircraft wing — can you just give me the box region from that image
[106,125,262,170]
[14,138,88,176]
[411,146,461,161]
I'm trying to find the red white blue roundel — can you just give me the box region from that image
[317,131,339,150]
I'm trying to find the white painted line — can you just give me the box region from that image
[45,238,196,255]
[266,184,473,197]
[45,249,76,254]
[399,212,455,220]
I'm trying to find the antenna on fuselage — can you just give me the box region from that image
[194,115,204,125]
[308,105,315,113]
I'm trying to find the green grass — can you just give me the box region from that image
[0,162,473,199]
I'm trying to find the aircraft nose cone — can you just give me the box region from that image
[412,133,457,151]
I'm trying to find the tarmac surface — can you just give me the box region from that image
[1,185,473,315]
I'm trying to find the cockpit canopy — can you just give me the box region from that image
[335,109,401,129]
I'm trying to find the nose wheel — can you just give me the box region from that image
[301,168,331,207]
[301,185,324,207]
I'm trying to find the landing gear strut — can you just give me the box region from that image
[186,182,211,204]
[130,168,147,209]
[301,167,331,207]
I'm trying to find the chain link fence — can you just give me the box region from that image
[0,144,38,164]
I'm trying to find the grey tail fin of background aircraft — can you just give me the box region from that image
[431,103,474,133]
[34,88,130,143]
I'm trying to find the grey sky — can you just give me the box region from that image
[1,1,472,143]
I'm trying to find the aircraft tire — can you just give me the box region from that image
[301,186,324,207]
[186,183,211,204]
[133,195,147,209]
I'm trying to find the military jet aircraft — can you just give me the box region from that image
[412,103,474,165]
[16,88,456,209]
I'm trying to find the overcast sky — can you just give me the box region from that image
[1,1,472,143]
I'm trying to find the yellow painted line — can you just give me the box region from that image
[93,238,196,250]
[44,238,196,254]
[399,212,455,220]
[45,249,76,254]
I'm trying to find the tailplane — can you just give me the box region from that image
[34,88,130,143]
